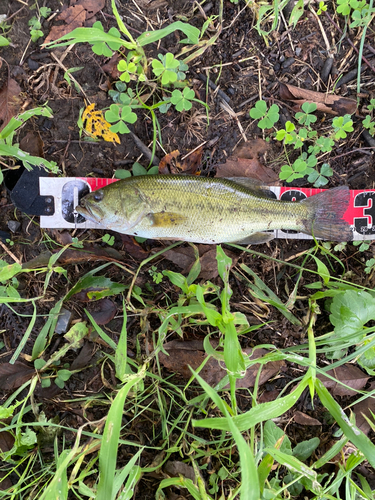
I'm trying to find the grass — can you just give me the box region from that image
[1,241,375,499]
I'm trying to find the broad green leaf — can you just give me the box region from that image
[293,437,320,461]
[330,290,375,342]
[264,420,292,455]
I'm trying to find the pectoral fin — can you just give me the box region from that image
[232,231,275,245]
[148,212,187,227]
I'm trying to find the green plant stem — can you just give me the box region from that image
[306,299,318,402]
[357,0,374,96]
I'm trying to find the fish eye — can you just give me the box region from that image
[93,190,104,202]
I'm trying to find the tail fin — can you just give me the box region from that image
[301,186,352,241]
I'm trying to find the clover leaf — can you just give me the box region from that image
[117,60,137,83]
[152,53,180,85]
[105,104,137,134]
[170,87,195,111]
[250,101,279,129]
[295,102,317,128]
[332,114,354,140]
[91,22,122,57]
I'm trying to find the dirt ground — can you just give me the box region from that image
[0,0,375,498]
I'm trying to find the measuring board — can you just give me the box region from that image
[35,177,375,241]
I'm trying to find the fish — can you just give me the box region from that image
[75,175,352,244]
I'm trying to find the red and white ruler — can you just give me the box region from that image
[39,177,375,241]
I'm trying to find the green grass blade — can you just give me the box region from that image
[191,371,260,499]
[137,21,200,47]
[315,378,375,469]
[10,300,36,363]
[96,374,144,500]
[115,300,128,381]
[193,374,309,431]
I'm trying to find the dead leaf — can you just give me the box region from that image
[20,131,44,157]
[159,342,284,388]
[163,246,195,272]
[0,430,14,490]
[71,0,106,18]
[0,362,34,390]
[198,247,224,280]
[23,245,124,269]
[70,342,94,370]
[0,79,22,132]
[86,298,116,325]
[259,390,280,403]
[0,430,14,453]
[318,364,369,396]
[215,139,279,184]
[279,83,357,116]
[234,140,270,159]
[294,411,322,426]
[164,461,195,481]
[158,148,202,175]
[102,53,122,80]
[82,103,120,144]
[161,245,237,280]
[120,234,150,261]
[44,0,106,44]
[352,381,375,435]
[158,150,181,175]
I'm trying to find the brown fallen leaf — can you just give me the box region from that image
[159,342,284,388]
[44,0,105,44]
[23,245,125,269]
[102,53,122,80]
[352,381,375,436]
[318,364,369,397]
[161,245,237,280]
[294,411,322,426]
[159,148,202,175]
[120,235,150,261]
[70,342,94,370]
[0,362,34,390]
[215,139,279,184]
[19,131,44,157]
[86,298,116,325]
[163,461,196,482]
[279,82,357,116]
[0,79,22,132]
[0,430,14,490]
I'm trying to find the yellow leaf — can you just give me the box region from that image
[81,103,120,144]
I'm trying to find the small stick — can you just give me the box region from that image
[0,240,21,265]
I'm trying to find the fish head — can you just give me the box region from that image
[76,181,150,231]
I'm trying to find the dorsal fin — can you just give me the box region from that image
[224,177,276,198]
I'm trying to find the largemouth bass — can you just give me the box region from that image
[76,175,352,244]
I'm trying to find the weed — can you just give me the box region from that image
[249,99,357,187]
[45,0,210,164]
[29,5,51,43]
[148,265,163,284]
[0,104,59,184]
[102,233,115,246]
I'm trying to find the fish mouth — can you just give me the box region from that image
[76,201,105,224]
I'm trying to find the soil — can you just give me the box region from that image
[0,0,375,498]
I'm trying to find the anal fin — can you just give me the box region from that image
[232,231,275,245]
